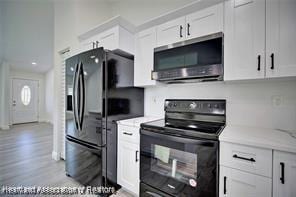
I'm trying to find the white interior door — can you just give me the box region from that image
[12,78,39,124]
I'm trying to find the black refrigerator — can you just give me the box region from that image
[65,48,144,189]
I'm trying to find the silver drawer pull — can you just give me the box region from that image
[123,132,133,136]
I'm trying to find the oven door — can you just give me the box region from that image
[140,129,218,197]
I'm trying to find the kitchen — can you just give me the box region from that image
[0,0,295,196]
[60,0,296,196]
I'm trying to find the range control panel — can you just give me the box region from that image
[164,99,226,115]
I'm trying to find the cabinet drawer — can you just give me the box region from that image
[118,125,139,144]
[220,142,272,177]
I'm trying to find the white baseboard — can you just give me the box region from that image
[52,151,60,161]
[0,125,10,130]
[39,120,53,125]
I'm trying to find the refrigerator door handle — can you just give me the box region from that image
[72,63,80,131]
[78,63,86,130]
[76,62,82,131]
[66,136,101,153]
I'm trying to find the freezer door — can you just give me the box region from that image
[65,136,103,187]
[65,48,105,146]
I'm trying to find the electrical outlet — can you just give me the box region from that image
[272,95,283,107]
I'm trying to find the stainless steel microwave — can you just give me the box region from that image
[152,32,223,83]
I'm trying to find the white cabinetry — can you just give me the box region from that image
[224,0,265,80]
[156,3,223,47]
[225,0,296,80]
[134,27,157,87]
[117,124,140,195]
[186,3,223,39]
[156,17,186,47]
[220,166,272,197]
[79,26,135,54]
[273,151,296,197]
[118,140,139,194]
[220,142,272,197]
[266,0,296,78]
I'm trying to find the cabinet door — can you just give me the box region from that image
[186,3,223,39]
[224,0,265,80]
[220,166,272,197]
[156,17,186,47]
[80,37,95,53]
[134,27,157,87]
[117,141,139,195]
[266,0,296,78]
[97,27,119,51]
[273,151,296,197]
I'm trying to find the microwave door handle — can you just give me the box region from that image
[72,63,79,131]
[79,63,86,130]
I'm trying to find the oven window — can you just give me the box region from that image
[151,144,197,185]
[154,37,222,71]
[140,131,218,197]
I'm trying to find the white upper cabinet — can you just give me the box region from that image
[273,151,296,197]
[134,27,157,87]
[156,17,186,47]
[79,26,135,54]
[156,4,224,47]
[266,0,296,78]
[224,0,266,80]
[186,3,224,39]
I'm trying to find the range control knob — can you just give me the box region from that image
[189,102,197,109]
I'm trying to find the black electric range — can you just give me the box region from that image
[140,99,226,197]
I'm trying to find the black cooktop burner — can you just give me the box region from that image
[141,119,224,140]
[141,100,226,140]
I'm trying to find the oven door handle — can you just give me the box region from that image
[140,129,217,146]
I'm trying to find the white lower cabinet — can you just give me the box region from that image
[220,142,296,197]
[220,166,272,197]
[118,141,139,195]
[219,142,272,197]
[273,151,296,197]
[117,124,140,195]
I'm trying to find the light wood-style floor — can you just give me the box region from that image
[0,123,134,197]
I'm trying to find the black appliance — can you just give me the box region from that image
[140,99,226,197]
[152,32,223,83]
[65,48,144,192]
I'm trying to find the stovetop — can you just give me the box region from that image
[141,119,225,140]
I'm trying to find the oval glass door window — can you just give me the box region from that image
[21,85,31,106]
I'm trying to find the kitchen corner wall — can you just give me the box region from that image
[45,69,54,124]
[0,62,10,130]
[145,79,296,131]
[0,1,3,63]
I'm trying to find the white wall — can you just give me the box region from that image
[0,62,10,130]
[145,79,296,131]
[109,0,196,26]
[0,1,4,64]
[45,69,54,123]
[2,0,54,73]
[10,69,47,123]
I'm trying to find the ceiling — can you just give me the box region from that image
[1,0,54,73]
